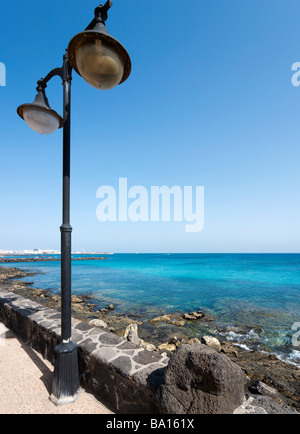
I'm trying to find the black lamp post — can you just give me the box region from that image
[17,1,131,406]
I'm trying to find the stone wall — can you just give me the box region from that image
[0,289,168,414]
[0,288,247,414]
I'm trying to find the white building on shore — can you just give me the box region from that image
[0,249,61,256]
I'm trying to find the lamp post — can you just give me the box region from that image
[17,1,131,406]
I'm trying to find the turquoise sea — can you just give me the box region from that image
[4,253,300,366]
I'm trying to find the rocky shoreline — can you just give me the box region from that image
[0,265,299,413]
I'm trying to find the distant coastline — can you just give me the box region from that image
[0,249,113,256]
[0,256,108,263]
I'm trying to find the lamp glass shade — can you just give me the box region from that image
[75,39,124,90]
[22,106,61,135]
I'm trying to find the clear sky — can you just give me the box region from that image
[1,0,300,253]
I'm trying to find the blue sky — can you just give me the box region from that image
[1,0,300,253]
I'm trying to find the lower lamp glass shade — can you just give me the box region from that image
[75,39,124,90]
[23,106,60,135]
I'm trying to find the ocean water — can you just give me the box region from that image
[4,253,300,365]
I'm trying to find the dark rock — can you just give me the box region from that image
[80,338,98,354]
[182,311,204,320]
[86,303,98,311]
[134,366,167,391]
[71,295,85,304]
[220,341,239,357]
[169,319,185,326]
[168,337,182,348]
[110,355,132,377]
[157,343,245,414]
[133,349,163,365]
[244,395,299,414]
[117,341,138,350]
[249,380,283,401]
[74,321,92,331]
[99,332,123,346]
[114,327,125,337]
[222,342,300,408]
[149,314,173,324]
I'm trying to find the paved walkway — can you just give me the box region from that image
[0,323,113,414]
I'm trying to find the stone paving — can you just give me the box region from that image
[0,323,114,414]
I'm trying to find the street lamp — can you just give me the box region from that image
[17,81,64,135]
[68,3,131,90]
[17,1,131,406]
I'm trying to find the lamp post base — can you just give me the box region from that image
[50,341,81,406]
